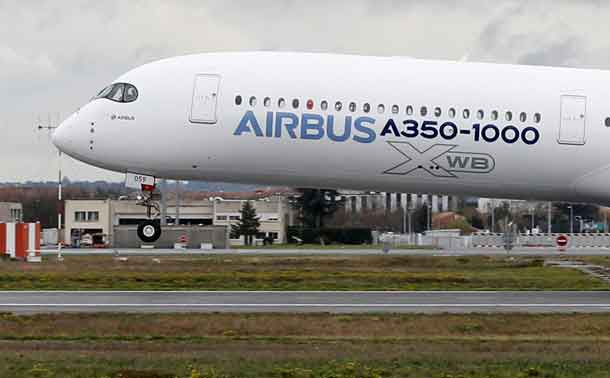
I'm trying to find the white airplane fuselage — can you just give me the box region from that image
[53,52,610,205]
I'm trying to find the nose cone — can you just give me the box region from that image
[52,122,71,153]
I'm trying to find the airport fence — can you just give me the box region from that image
[471,233,610,249]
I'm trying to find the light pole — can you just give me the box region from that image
[568,206,573,234]
[530,208,535,234]
[488,201,495,233]
[547,202,552,234]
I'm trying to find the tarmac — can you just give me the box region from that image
[1,291,610,314]
[41,247,610,256]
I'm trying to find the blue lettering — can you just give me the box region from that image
[301,114,325,140]
[380,119,400,137]
[234,111,263,137]
[353,117,377,144]
[275,112,299,138]
[327,115,351,142]
[265,112,274,137]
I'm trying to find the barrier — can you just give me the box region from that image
[5,223,15,259]
[0,222,41,261]
[0,223,5,254]
[27,223,41,262]
[472,233,610,249]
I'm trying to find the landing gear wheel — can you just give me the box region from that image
[137,220,162,243]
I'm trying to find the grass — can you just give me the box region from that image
[2,313,610,377]
[0,255,607,290]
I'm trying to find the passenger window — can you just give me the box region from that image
[505,111,513,121]
[434,107,441,117]
[477,110,484,120]
[463,109,470,119]
[278,98,286,108]
[534,113,542,123]
[520,112,527,122]
[321,100,329,111]
[235,95,243,106]
[335,101,343,111]
[391,105,399,114]
[406,105,414,116]
[292,99,299,109]
[363,103,371,113]
[349,102,357,112]
[124,85,138,103]
[249,96,257,107]
[420,106,428,116]
[448,108,456,118]
[263,97,271,107]
[378,104,385,114]
[491,110,498,120]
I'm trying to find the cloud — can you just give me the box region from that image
[2,0,610,181]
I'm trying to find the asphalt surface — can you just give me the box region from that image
[40,247,610,257]
[2,291,610,314]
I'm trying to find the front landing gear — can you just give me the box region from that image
[137,220,162,243]
[136,188,162,243]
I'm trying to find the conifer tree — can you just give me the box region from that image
[230,201,261,246]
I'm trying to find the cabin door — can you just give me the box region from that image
[190,74,220,124]
[558,95,586,145]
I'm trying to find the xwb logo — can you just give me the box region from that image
[384,142,495,178]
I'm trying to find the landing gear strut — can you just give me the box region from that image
[136,189,162,243]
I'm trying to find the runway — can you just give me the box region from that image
[1,291,610,314]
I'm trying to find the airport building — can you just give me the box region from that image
[64,193,293,247]
[341,192,458,214]
[0,202,23,223]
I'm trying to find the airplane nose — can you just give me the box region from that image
[52,119,73,153]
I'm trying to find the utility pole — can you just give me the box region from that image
[547,202,552,234]
[38,119,63,260]
[568,205,574,234]
[175,180,181,226]
[57,150,63,261]
[160,179,167,226]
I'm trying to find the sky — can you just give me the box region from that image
[1,0,610,182]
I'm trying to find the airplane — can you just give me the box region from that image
[52,51,610,242]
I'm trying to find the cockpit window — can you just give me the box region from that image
[108,83,125,102]
[94,83,138,103]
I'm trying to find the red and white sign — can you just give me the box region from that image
[556,234,569,250]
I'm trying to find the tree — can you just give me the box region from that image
[292,189,344,229]
[230,201,261,246]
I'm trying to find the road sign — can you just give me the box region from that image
[556,234,569,250]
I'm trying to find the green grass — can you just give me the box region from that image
[2,313,610,377]
[0,255,606,290]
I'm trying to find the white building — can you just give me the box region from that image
[0,202,23,223]
[64,194,292,247]
[341,192,458,214]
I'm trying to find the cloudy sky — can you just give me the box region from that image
[1,0,608,182]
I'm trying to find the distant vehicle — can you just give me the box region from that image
[80,234,93,247]
[52,52,610,242]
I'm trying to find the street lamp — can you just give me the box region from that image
[568,206,574,234]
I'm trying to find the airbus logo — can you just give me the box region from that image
[384,142,495,178]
